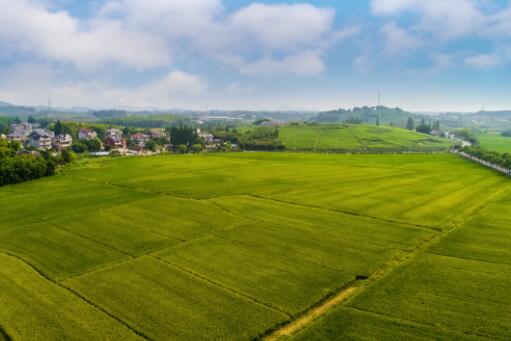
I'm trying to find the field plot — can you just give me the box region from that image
[293,190,511,340]
[0,253,141,340]
[0,152,509,340]
[64,256,287,340]
[0,223,127,280]
[478,133,511,153]
[279,124,450,152]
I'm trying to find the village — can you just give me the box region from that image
[0,121,226,156]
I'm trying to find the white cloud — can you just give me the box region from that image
[98,0,344,76]
[465,47,511,69]
[371,0,487,40]
[0,65,207,108]
[0,0,171,69]
[0,0,356,77]
[381,22,423,54]
[237,50,325,77]
[228,3,334,51]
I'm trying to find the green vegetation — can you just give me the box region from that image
[0,139,64,187]
[279,124,450,152]
[310,106,413,126]
[457,145,511,169]
[99,114,179,128]
[0,152,509,339]
[477,133,511,153]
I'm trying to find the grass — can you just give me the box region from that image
[0,253,141,340]
[279,124,451,152]
[477,133,511,153]
[0,152,509,339]
[64,256,288,340]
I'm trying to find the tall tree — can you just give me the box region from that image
[406,117,414,130]
[376,115,380,126]
[54,120,63,135]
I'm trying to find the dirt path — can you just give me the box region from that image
[265,286,359,340]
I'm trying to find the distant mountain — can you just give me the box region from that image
[0,100,36,116]
[475,110,511,117]
[0,101,14,107]
[310,106,417,127]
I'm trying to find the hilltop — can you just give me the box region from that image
[279,124,450,152]
[309,106,416,127]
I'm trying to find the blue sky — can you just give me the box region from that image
[0,0,510,111]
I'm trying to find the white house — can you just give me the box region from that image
[52,134,73,150]
[7,123,33,143]
[29,129,54,150]
[78,128,97,140]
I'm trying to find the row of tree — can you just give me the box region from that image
[406,117,441,134]
[457,145,511,169]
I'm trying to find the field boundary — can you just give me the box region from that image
[263,285,360,340]
[0,250,151,340]
[0,326,12,341]
[242,194,440,232]
[151,256,292,317]
[262,186,511,339]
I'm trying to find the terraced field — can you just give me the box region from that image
[0,152,509,340]
[279,124,451,152]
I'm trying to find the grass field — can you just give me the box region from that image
[279,124,451,152]
[0,152,509,339]
[477,133,511,153]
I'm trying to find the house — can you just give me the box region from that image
[106,128,122,138]
[149,129,167,139]
[104,135,127,150]
[28,129,54,150]
[78,128,97,140]
[52,134,73,150]
[129,133,150,150]
[131,133,150,143]
[7,123,33,143]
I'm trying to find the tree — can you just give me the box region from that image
[406,117,414,130]
[85,138,102,152]
[27,116,36,124]
[168,126,198,146]
[178,144,188,154]
[71,142,87,153]
[54,120,63,135]
[145,140,157,152]
[376,115,380,126]
[416,118,432,134]
[61,150,76,163]
[433,120,441,131]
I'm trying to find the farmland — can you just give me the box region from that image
[279,124,451,152]
[0,152,510,340]
[477,133,511,154]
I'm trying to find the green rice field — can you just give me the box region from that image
[477,133,511,154]
[0,152,509,340]
[279,124,451,152]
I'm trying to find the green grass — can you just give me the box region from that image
[64,256,287,340]
[0,253,141,340]
[0,223,128,280]
[279,124,451,152]
[0,152,510,339]
[292,188,511,340]
[477,133,511,153]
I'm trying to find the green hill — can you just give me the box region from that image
[310,106,416,127]
[279,124,451,152]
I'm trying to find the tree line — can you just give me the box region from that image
[456,145,511,169]
[0,139,74,187]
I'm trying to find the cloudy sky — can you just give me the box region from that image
[1,0,511,111]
